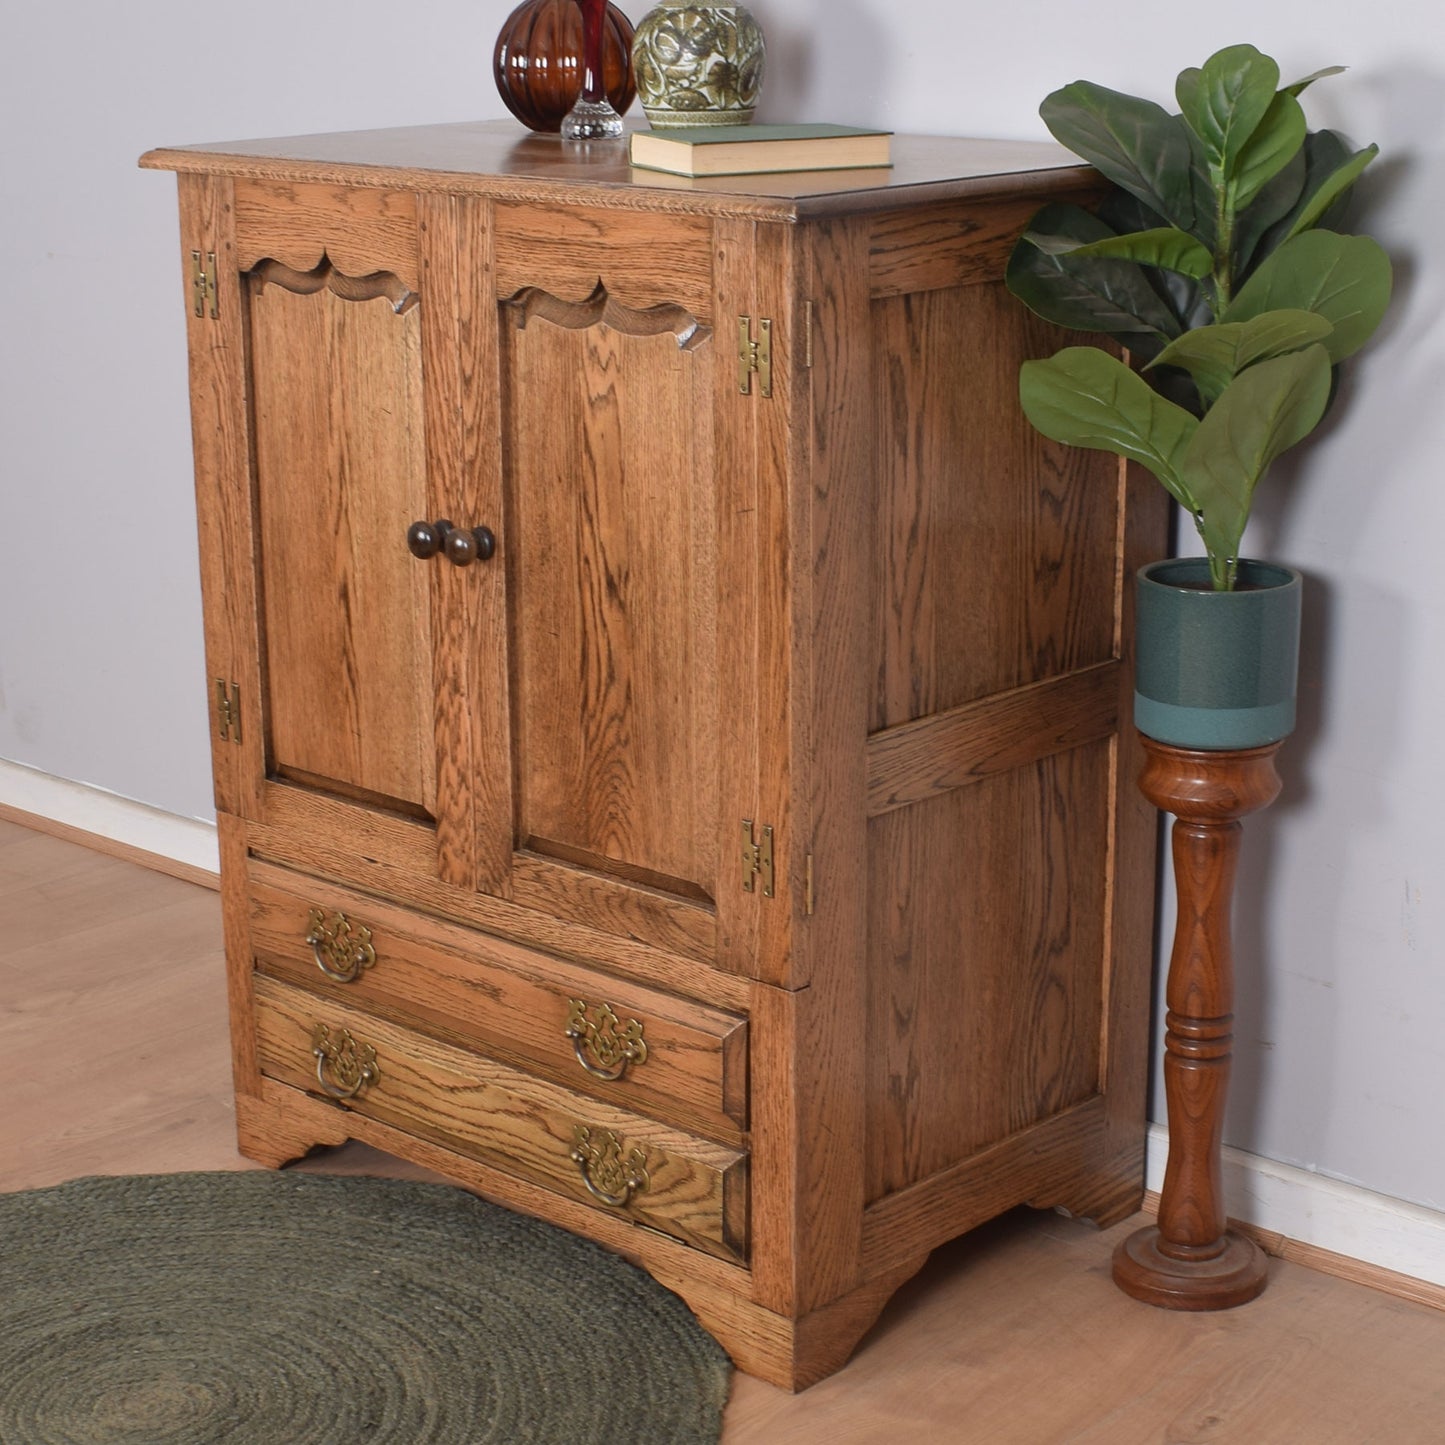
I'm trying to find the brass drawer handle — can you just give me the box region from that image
[564,999,648,1082]
[570,1126,650,1209]
[311,1023,380,1101]
[304,908,376,984]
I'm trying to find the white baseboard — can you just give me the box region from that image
[1146,1123,1445,1289]
[0,759,219,876]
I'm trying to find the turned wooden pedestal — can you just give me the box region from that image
[1113,736,1282,1310]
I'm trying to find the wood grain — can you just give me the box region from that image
[864,742,1111,1201]
[244,806,752,1011]
[1114,740,1283,1310]
[176,173,265,821]
[143,124,1099,223]
[868,284,1119,732]
[864,660,1120,817]
[502,278,719,903]
[495,201,713,319]
[867,190,1098,299]
[234,179,420,292]
[253,973,748,1261]
[248,276,434,815]
[418,192,514,895]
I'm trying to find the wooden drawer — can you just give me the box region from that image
[247,862,748,1137]
[254,975,748,1263]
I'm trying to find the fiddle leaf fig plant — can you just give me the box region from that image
[1008,45,1393,590]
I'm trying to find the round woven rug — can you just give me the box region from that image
[0,1171,731,1444]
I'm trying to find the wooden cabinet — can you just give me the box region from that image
[144,122,1165,1390]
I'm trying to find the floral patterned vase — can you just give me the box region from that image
[632,4,766,128]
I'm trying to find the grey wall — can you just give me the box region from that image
[2,2,1441,1212]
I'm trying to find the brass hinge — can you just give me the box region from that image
[190,248,219,320]
[737,315,772,398]
[214,679,242,744]
[803,300,814,369]
[741,818,774,898]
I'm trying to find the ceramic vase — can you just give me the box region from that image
[1134,557,1303,750]
[632,3,766,128]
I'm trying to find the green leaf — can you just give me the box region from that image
[1147,310,1334,404]
[1065,227,1214,279]
[1006,204,1182,348]
[1176,45,1281,181]
[1233,143,1307,276]
[1232,91,1307,208]
[1041,81,1196,230]
[1242,130,1351,277]
[1176,119,1220,256]
[1282,143,1380,241]
[1180,345,1333,566]
[1283,64,1347,97]
[1225,230,1393,360]
[1019,348,1199,508]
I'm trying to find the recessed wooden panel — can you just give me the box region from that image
[870,283,1120,732]
[502,304,718,900]
[864,739,1111,1203]
[248,277,434,816]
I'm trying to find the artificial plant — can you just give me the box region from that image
[1008,44,1393,589]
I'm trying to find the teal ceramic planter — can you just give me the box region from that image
[1134,558,1302,751]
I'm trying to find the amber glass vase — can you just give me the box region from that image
[493,0,636,134]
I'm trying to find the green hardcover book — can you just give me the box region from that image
[629,123,892,177]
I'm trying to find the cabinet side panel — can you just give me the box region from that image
[502,315,718,901]
[248,284,435,816]
[869,284,1119,731]
[865,740,1110,1201]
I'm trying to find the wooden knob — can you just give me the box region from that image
[445,525,496,566]
[406,519,453,559]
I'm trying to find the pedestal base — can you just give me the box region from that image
[1112,1223,1268,1310]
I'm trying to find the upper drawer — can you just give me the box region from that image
[247,860,748,1137]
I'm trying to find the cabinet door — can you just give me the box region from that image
[476,203,798,976]
[181,179,796,976]
[180,177,466,897]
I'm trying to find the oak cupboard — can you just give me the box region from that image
[142,121,1166,1389]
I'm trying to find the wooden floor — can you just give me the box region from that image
[4,815,1443,1443]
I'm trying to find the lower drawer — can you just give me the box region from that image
[253,974,749,1264]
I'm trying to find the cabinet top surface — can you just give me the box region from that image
[140,119,1091,219]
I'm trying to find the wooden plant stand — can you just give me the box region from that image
[1113,736,1282,1309]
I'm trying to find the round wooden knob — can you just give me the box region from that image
[405,519,454,559]
[445,525,496,566]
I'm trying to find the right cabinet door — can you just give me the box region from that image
[476,202,795,977]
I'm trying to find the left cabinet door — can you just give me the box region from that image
[179,175,495,894]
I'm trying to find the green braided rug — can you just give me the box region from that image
[0,1171,731,1444]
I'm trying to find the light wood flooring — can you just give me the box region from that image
[3,815,1443,1443]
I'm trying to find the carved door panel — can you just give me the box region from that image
[182,178,473,898]
[481,204,790,975]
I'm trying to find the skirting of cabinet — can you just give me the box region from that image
[234,1078,933,1392]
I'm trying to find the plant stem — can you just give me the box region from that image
[1213,181,1235,315]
